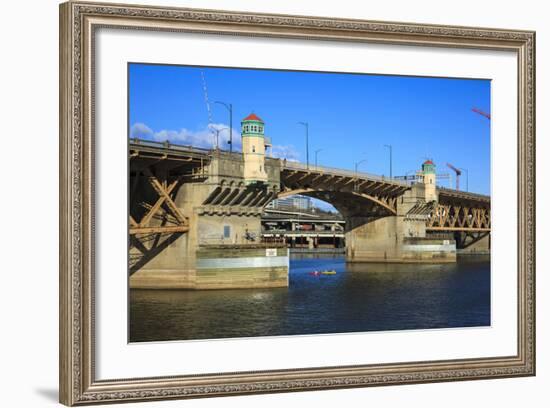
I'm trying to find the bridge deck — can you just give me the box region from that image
[282,161,410,187]
[129,138,490,204]
[438,187,491,204]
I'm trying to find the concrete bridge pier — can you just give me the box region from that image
[129,179,211,289]
[345,215,400,262]
[130,151,290,290]
[345,182,457,264]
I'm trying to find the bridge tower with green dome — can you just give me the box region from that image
[422,159,437,202]
[241,113,269,184]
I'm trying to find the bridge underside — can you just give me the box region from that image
[430,190,491,255]
[280,168,452,263]
[279,167,490,263]
[302,190,490,261]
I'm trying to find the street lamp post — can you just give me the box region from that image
[214,101,233,153]
[354,159,368,191]
[460,167,469,192]
[298,122,309,169]
[315,148,323,167]
[384,144,393,179]
[355,159,368,174]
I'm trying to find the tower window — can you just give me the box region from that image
[252,145,256,153]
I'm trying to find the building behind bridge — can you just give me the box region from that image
[266,195,312,212]
[262,206,345,253]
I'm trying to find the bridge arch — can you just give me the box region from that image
[274,188,397,216]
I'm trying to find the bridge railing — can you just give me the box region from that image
[131,138,492,198]
[131,138,408,185]
[437,186,491,201]
[130,138,215,155]
[281,161,409,186]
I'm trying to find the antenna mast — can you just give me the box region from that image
[200,70,215,145]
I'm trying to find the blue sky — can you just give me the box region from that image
[129,63,490,196]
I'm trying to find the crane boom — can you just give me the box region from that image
[446,163,462,190]
[472,107,491,120]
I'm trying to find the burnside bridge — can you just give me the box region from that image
[129,138,490,290]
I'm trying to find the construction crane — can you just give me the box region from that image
[472,107,491,120]
[446,163,462,190]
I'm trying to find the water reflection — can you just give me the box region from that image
[129,255,490,342]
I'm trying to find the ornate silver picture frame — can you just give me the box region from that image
[59,1,535,405]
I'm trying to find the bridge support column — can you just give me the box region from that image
[345,215,456,263]
[345,216,401,262]
[345,184,457,263]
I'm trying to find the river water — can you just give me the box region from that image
[129,255,490,343]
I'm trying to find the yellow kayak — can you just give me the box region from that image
[321,270,336,275]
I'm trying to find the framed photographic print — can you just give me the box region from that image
[59,1,536,405]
